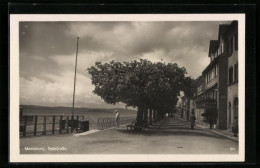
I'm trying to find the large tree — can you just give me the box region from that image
[88,59,188,126]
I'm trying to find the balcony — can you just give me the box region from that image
[205,77,218,90]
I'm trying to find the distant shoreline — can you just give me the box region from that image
[20,104,136,110]
[20,105,137,115]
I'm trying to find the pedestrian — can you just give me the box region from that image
[232,116,238,137]
[115,110,120,127]
[190,109,196,130]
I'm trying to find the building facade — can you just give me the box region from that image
[226,21,238,130]
[180,96,188,120]
[194,76,205,123]
[193,21,238,130]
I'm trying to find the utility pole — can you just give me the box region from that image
[72,37,79,132]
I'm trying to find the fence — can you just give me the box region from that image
[97,117,134,130]
[20,115,84,137]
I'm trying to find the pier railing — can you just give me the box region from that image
[97,117,134,130]
[19,115,84,137]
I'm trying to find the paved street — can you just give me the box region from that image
[20,117,238,154]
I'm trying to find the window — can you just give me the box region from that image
[235,33,238,50]
[229,67,233,83]
[234,63,238,82]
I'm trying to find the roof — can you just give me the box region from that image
[208,23,232,57]
[208,40,219,57]
[218,24,230,40]
[194,75,204,87]
[204,21,237,73]
[223,21,238,37]
[202,56,219,74]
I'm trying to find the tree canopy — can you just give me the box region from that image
[88,59,194,125]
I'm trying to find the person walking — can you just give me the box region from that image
[115,110,120,127]
[232,116,238,137]
[190,110,196,130]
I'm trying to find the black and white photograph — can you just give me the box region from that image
[9,14,245,162]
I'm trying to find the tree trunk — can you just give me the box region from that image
[157,110,161,121]
[143,108,148,127]
[154,110,157,123]
[187,98,190,121]
[136,106,144,126]
[149,109,152,125]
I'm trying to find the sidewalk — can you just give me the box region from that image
[178,117,238,142]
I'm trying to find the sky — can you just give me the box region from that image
[19,21,231,108]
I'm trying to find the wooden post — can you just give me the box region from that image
[43,116,46,135]
[59,115,62,134]
[23,116,27,137]
[76,116,79,132]
[52,115,55,134]
[66,116,69,133]
[34,116,38,136]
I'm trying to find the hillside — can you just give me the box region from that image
[20,105,137,116]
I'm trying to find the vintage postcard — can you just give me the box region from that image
[10,14,245,162]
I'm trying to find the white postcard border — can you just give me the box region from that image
[10,14,245,162]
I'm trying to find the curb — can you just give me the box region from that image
[210,130,238,142]
[196,125,238,142]
[73,130,100,137]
